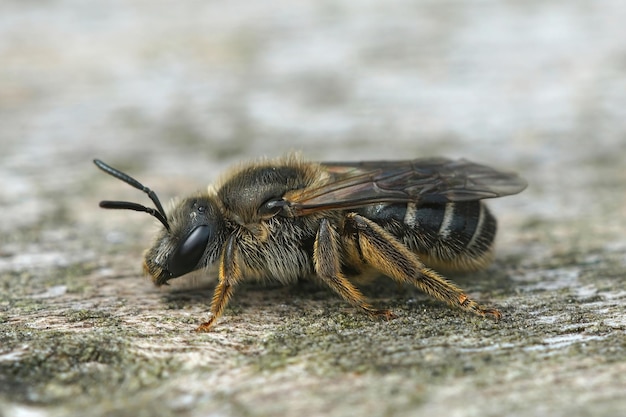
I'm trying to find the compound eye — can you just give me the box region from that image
[168,225,210,277]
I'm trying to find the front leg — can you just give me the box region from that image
[314,218,394,319]
[196,235,243,332]
[346,213,501,320]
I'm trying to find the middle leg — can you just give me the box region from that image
[314,218,394,319]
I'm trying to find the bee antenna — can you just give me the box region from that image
[93,159,171,231]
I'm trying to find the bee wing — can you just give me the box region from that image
[285,158,527,215]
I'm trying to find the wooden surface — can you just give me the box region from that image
[1,1,625,416]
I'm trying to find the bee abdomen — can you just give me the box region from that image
[418,201,496,270]
[358,201,497,271]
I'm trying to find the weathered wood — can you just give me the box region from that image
[1,1,625,416]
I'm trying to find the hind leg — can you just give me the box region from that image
[345,213,501,320]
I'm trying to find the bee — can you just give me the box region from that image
[94,155,526,332]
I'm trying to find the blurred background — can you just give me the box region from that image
[2,0,625,213]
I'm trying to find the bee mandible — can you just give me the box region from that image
[94,155,526,332]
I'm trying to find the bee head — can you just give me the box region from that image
[143,196,227,285]
[94,160,227,286]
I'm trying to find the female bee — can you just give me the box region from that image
[94,155,526,332]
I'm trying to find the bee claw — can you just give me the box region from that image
[195,319,216,333]
[371,309,397,321]
[481,308,503,322]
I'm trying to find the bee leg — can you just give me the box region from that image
[314,218,395,320]
[346,213,501,320]
[196,235,242,332]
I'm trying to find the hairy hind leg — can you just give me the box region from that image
[345,213,501,320]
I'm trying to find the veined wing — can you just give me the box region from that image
[284,158,527,216]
